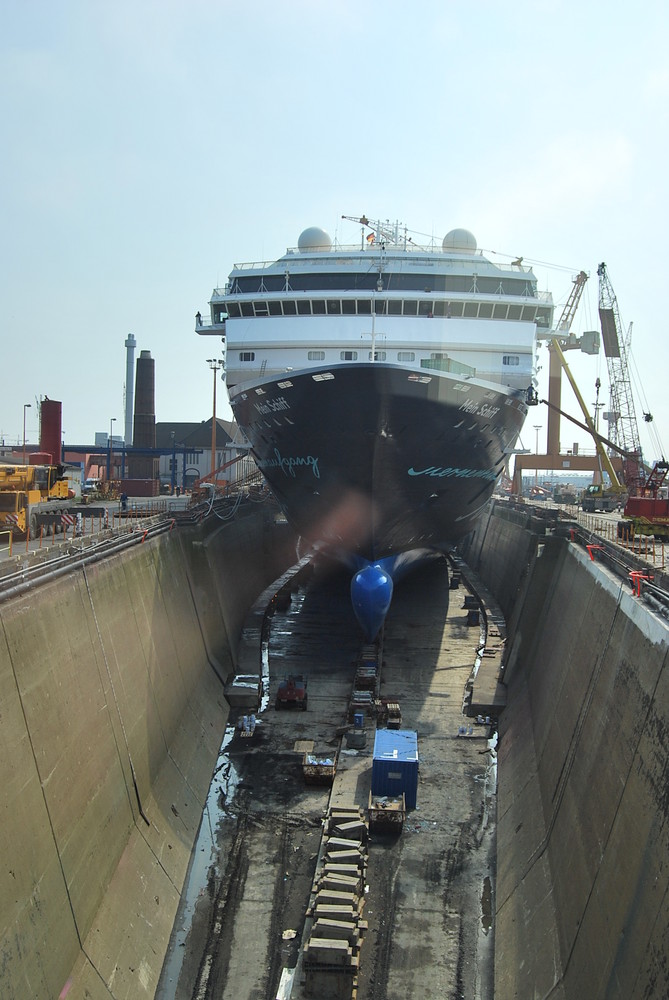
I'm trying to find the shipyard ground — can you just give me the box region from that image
[159,557,497,1000]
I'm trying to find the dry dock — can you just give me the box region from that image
[2,498,669,999]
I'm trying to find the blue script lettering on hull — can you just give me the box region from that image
[258,448,320,479]
[407,466,497,481]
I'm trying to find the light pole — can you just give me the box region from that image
[533,424,541,489]
[108,417,116,481]
[207,358,224,480]
[22,403,31,464]
[593,377,603,434]
[170,431,176,494]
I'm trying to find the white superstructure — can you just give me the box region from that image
[198,219,552,397]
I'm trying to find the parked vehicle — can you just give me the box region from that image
[581,483,624,513]
[0,463,71,538]
[275,674,308,710]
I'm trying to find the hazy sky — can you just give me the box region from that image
[2,0,668,467]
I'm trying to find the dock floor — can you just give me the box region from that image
[158,556,501,1000]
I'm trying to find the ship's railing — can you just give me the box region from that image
[227,244,538,273]
[195,316,225,332]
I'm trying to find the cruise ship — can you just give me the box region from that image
[197,217,553,637]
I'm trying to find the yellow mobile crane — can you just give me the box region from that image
[0,463,71,538]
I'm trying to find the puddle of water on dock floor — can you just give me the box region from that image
[481,875,493,934]
[156,725,241,998]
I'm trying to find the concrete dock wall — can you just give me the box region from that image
[0,506,295,1000]
[5,493,667,999]
[464,508,669,999]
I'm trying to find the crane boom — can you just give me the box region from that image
[550,338,624,491]
[540,398,636,460]
[555,270,589,335]
[597,262,643,491]
[545,269,590,457]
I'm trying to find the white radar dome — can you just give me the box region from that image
[442,228,477,254]
[298,227,332,252]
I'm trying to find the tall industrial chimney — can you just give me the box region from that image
[129,350,158,481]
[124,333,136,446]
[40,398,62,464]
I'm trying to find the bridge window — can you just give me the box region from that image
[398,351,415,361]
[239,352,255,361]
[308,351,325,361]
[340,350,358,360]
[368,351,387,361]
[502,355,520,366]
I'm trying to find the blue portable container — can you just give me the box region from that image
[371,729,419,810]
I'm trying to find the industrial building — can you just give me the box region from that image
[2,337,252,496]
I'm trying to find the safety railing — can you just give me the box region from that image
[577,512,666,570]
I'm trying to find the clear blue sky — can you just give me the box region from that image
[2,0,667,466]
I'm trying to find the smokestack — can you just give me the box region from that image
[129,350,158,480]
[40,398,62,464]
[124,333,136,446]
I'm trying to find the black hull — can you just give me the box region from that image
[230,363,527,562]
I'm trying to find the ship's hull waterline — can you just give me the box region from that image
[230,361,528,634]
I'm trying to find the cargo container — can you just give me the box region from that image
[371,729,418,810]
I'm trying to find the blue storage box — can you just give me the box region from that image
[371,729,418,810]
